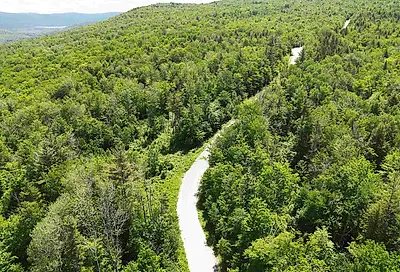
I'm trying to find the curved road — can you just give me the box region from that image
[177,145,217,272]
[177,121,234,272]
[343,19,351,29]
[177,44,304,271]
[290,46,303,65]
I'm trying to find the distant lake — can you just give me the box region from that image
[34,26,67,29]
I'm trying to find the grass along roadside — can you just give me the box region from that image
[160,145,205,271]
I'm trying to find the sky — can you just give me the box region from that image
[0,0,216,14]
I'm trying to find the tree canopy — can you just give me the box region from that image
[0,0,399,271]
[199,0,400,270]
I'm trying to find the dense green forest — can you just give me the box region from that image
[0,0,399,271]
[199,0,400,271]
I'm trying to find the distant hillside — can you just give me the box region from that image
[0,12,120,43]
[0,0,399,271]
[0,12,120,30]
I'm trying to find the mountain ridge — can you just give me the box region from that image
[0,0,398,271]
[0,11,121,30]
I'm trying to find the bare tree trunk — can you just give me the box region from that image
[99,183,129,272]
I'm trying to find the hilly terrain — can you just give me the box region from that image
[0,0,399,271]
[0,12,120,30]
[0,12,119,43]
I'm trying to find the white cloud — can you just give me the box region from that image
[0,0,216,14]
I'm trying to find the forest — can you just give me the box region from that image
[0,0,399,271]
[199,0,400,271]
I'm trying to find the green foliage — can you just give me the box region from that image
[28,157,180,272]
[363,151,400,251]
[0,244,24,272]
[244,229,344,272]
[296,157,381,246]
[347,240,400,271]
[0,0,399,270]
[199,102,299,269]
[198,0,400,270]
